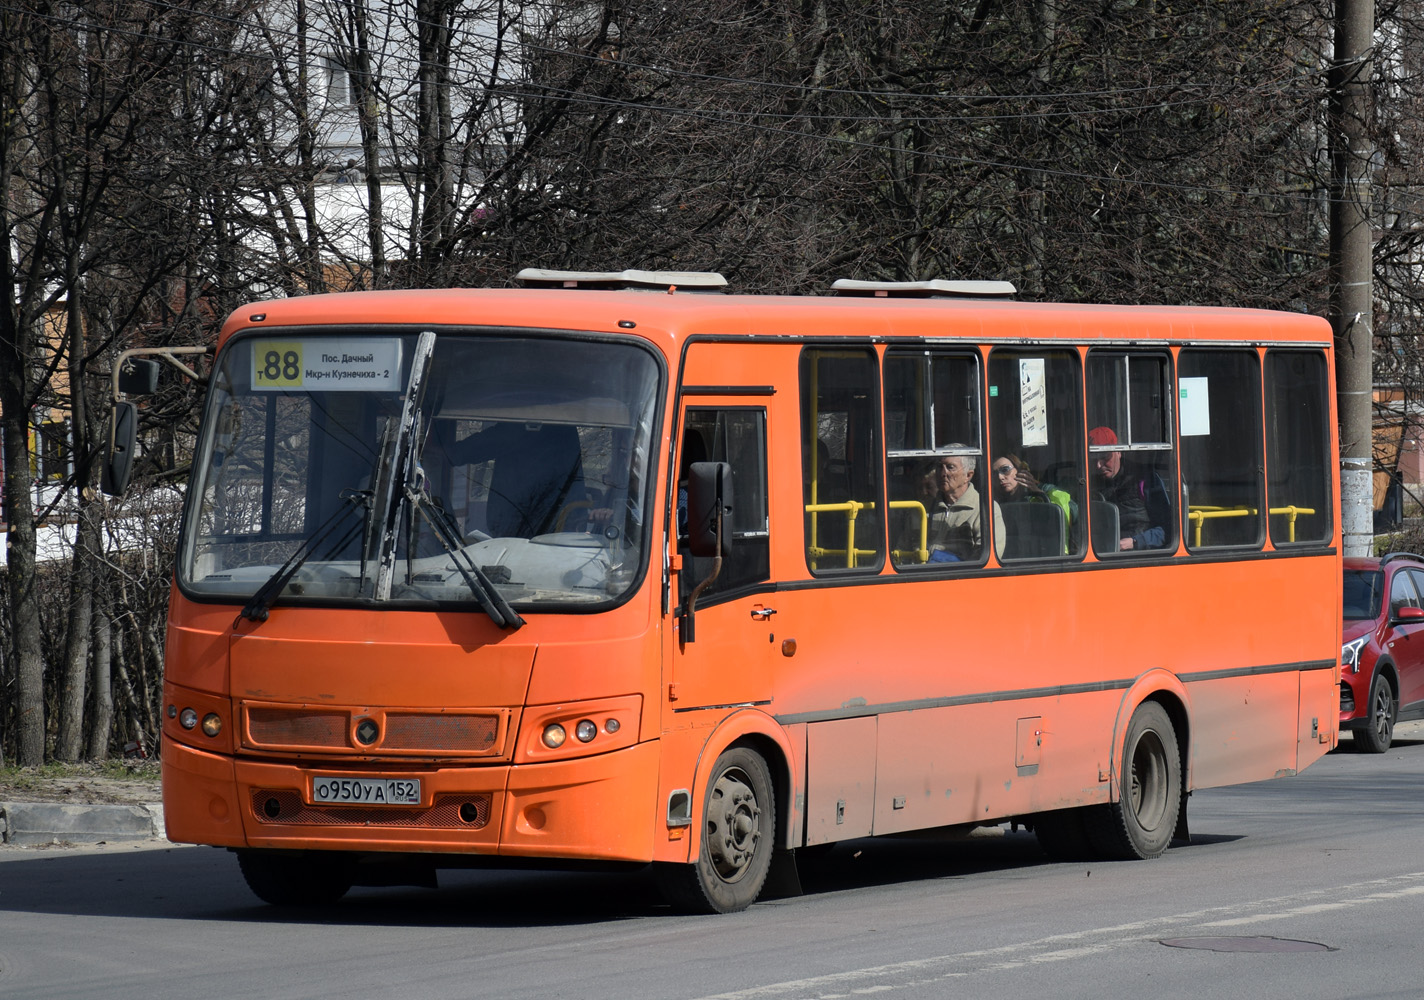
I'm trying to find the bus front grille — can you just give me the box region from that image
[243,704,507,756]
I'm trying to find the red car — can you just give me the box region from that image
[1341,552,1424,752]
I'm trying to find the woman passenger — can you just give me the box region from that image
[992,453,1047,504]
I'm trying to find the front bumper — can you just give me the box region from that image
[161,734,660,862]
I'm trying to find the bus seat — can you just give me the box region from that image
[1001,502,1066,559]
[1090,500,1120,554]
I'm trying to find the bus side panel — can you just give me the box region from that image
[1182,674,1303,788]
[805,717,877,843]
[871,698,1116,837]
[1298,666,1340,770]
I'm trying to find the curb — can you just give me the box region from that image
[0,802,164,847]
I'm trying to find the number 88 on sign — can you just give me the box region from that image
[253,341,305,389]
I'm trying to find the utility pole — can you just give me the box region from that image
[1329,0,1375,557]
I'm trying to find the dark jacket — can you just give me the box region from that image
[1096,464,1170,550]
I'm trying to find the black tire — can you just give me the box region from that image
[657,747,776,914]
[1355,672,1396,754]
[236,850,352,906]
[1034,807,1098,861]
[1086,701,1181,860]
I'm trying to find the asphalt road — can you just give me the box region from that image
[4,726,1424,1000]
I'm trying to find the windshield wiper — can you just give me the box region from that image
[370,331,437,600]
[234,488,372,628]
[408,482,525,630]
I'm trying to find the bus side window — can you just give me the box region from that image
[1265,350,1332,546]
[801,348,885,573]
[1178,349,1263,550]
[679,408,769,601]
[1086,351,1178,556]
[882,349,989,569]
[987,349,1085,560]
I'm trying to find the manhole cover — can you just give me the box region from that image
[1160,936,1333,953]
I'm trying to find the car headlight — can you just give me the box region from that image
[1342,636,1368,674]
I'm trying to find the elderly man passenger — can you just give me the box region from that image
[925,448,1006,562]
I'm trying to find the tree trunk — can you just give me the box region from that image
[55,279,98,761]
[86,602,114,760]
[1,417,46,765]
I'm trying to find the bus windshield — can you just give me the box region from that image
[180,329,661,612]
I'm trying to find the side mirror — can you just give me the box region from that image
[685,461,732,558]
[117,358,161,396]
[101,402,138,495]
[1395,605,1424,623]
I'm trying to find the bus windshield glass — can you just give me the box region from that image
[180,329,661,611]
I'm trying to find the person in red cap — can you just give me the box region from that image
[1088,426,1168,551]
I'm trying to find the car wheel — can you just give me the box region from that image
[1355,672,1396,754]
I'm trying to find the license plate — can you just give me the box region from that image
[311,776,421,806]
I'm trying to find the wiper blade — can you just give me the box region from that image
[234,488,371,628]
[409,487,525,630]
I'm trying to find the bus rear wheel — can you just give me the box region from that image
[1087,701,1181,860]
[657,747,775,914]
[236,849,352,906]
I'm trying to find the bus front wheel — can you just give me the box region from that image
[236,849,352,906]
[657,747,776,914]
[1088,701,1181,860]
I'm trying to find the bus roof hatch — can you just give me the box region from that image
[515,268,728,292]
[830,278,1017,298]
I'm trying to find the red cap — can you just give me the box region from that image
[1088,426,1118,447]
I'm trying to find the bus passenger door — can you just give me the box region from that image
[670,404,776,713]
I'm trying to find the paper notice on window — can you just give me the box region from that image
[1019,359,1048,447]
[1180,377,1210,437]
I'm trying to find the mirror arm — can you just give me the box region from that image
[679,519,724,645]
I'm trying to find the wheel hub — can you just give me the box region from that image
[706,769,761,881]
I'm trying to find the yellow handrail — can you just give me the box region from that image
[805,499,933,568]
[1186,505,1316,546]
[805,500,877,568]
[888,500,929,564]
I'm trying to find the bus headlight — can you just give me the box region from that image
[542,724,567,748]
[201,713,223,737]
[179,708,199,729]
[575,719,598,743]
[1342,636,1367,674]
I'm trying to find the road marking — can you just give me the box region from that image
[687,872,1424,1000]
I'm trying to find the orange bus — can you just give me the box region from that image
[154,271,1340,912]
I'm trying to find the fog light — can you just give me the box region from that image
[542,723,567,748]
[575,719,597,743]
[179,708,198,729]
[605,718,621,734]
[201,713,223,737]
[263,797,281,818]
